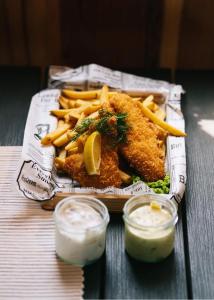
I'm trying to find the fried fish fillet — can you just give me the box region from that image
[64,138,122,188]
[109,94,167,182]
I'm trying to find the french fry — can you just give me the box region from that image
[143,95,154,107]
[75,112,85,127]
[54,157,65,170]
[65,141,78,151]
[119,170,131,184]
[51,109,73,118]
[148,102,159,112]
[59,96,70,109]
[75,99,100,107]
[141,99,186,137]
[57,119,65,128]
[108,92,118,96]
[53,132,70,147]
[76,133,89,152]
[66,99,78,108]
[155,108,166,120]
[58,149,67,159]
[143,95,161,115]
[100,85,109,104]
[157,140,164,147]
[67,147,79,155]
[127,92,165,104]
[132,97,142,101]
[87,111,99,119]
[65,105,91,119]
[62,89,100,100]
[83,105,101,115]
[67,130,76,140]
[64,110,81,123]
[41,124,71,145]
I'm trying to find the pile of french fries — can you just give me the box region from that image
[41,86,111,170]
[41,86,185,174]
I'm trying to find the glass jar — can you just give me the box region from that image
[54,195,109,267]
[123,194,178,263]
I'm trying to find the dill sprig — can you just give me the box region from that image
[70,109,128,145]
[96,109,128,144]
[70,118,94,142]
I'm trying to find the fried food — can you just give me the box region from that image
[109,93,167,182]
[141,99,186,137]
[42,86,186,192]
[64,137,122,188]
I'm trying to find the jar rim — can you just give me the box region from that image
[54,195,110,232]
[123,194,178,230]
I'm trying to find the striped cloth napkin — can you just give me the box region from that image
[0,147,83,299]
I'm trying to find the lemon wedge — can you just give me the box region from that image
[84,131,101,175]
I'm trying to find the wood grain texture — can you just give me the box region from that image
[4,0,28,65]
[103,70,188,299]
[42,192,131,212]
[160,0,184,69]
[0,66,41,146]
[0,0,12,64]
[23,0,61,67]
[24,0,48,66]
[60,0,163,68]
[176,70,214,298]
[178,0,214,69]
[45,0,62,65]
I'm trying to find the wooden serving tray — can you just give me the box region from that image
[41,192,132,213]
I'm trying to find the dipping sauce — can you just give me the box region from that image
[54,196,109,266]
[123,194,178,263]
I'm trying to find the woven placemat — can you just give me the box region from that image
[0,147,84,299]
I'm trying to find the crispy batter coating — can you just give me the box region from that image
[64,138,122,188]
[109,93,167,181]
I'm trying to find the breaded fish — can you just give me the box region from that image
[109,94,167,182]
[64,138,122,188]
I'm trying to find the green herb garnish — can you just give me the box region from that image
[71,118,94,142]
[70,109,128,145]
[96,109,128,144]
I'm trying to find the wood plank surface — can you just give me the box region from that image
[103,70,188,299]
[176,70,214,298]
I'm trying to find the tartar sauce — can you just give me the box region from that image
[123,195,178,263]
[54,196,109,266]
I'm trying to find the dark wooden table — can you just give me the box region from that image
[0,66,214,299]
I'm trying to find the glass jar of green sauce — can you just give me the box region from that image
[123,194,178,263]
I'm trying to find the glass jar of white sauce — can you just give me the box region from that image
[123,194,178,263]
[54,196,109,266]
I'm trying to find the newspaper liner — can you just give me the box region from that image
[15,64,186,205]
